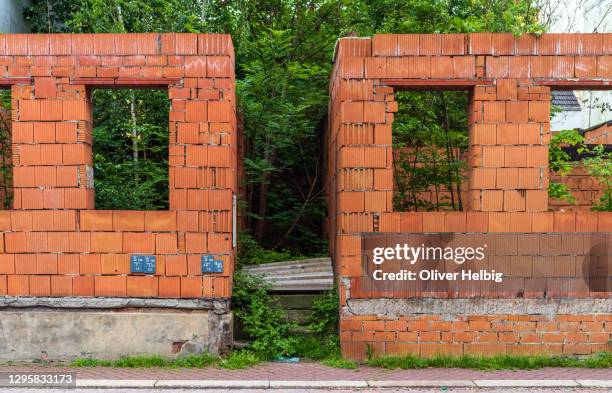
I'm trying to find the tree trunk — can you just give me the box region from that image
[254,149,275,242]
[129,91,139,184]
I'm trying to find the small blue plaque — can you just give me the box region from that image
[201,255,224,273]
[130,255,156,274]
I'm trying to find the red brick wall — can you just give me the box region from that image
[328,33,612,360]
[551,165,606,211]
[341,314,612,360]
[584,121,611,144]
[0,34,236,298]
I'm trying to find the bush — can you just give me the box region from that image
[231,271,352,366]
[231,271,297,359]
[237,233,301,266]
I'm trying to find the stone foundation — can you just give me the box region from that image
[0,297,232,361]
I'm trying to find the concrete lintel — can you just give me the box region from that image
[0,296,230,312]
[344,298,612,319]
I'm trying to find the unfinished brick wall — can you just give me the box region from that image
[328,33,611,360]
[584,120,611,144]
[0,34,236,298]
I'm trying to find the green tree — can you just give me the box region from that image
[24,0,545,252]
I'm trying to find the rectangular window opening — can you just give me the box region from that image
[549,89,611,212]
[92,88,170,210]
[392,90,469,212]
[0,88,12,210]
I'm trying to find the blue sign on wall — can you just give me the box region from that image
[201,255,224,273]
[130,255,156,274]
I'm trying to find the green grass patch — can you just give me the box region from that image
[322,356,358,369]
[70,352,256,369]
[217,351,260,369]
[367,351,612,370]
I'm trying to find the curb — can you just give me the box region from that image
[71,379,612,389]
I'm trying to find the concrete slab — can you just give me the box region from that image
[367,379,475,387]
[269,380,369,388]
[76,379,157,388]
[155,380,270,388]
[474,379,580,387]
[576,380,612,387]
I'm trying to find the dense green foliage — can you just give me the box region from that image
[91,89,169,210]
[393,91,468,211]
[232,270,343,362]
[23,0,543,255]
[0,90,12,209]
[548,129,612,211]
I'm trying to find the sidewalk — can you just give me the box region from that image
[0,361,610,388]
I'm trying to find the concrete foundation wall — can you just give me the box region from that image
[0,298,232,361]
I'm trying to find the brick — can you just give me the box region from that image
[505,101,528,123]
[123,232,155,254]
[113,210,145,231]
[492,33,514,55]
[185,101,207,122]
[37,254,58,274]
[186,145,208,166]
[206,56,232,77]
[73,276,94,296]
[526,190,548,212]
[180,276,202,298]
[29,275,51,296]
[51,275,73,296]
[156,233,178,254]
[208,233,231,253]
[91,232,123,252]
[145,211,176,231]
[504,146,527,167]
[342,102,364,123]
[81,210,113,231]
[95,276,126,297]
[441,34,464,55]
[483,101,505,122]
[468,33,492,54]
[453,56,475,78]
[34,77,57,98]
[430,56,453,78]
[338,192,364,212]
[372,35,397,56]
[127,276,159,297]
[575,56,597,77]
[159,277,181,298]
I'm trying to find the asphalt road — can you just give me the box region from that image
[1,388,610,393]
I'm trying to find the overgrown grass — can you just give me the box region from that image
[367,351,612,370]
[322,356,358,369]
[218,351,260,369]
[70,351,259,370]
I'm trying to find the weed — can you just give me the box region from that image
[218,351,260,369]
[367,352,612,370]
[322,356,358,369]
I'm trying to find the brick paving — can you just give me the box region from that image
[0,361,610,381]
